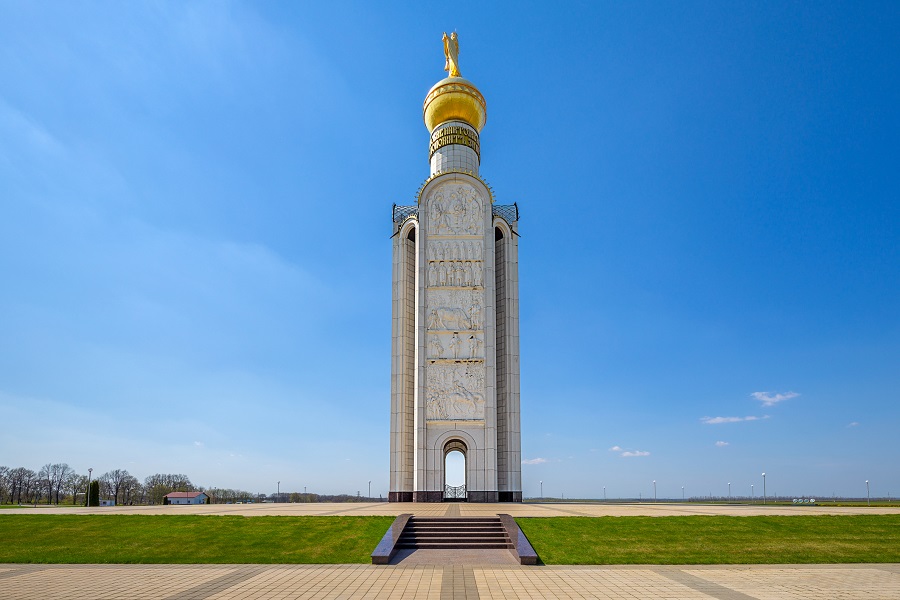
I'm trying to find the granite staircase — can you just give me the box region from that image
[395,516,513,550]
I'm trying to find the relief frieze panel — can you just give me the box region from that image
[428,332,484,360]
[425,363,486,421]
[426,289,483,332]
[427,260,483,288]
[426,183,484,236]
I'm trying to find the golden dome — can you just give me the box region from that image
[423,77,487,132]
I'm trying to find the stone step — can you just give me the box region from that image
[396,541,513,550]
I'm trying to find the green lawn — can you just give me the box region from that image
[517,515,900,564]
[0,515,393,563]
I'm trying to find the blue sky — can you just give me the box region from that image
[2,1,898,500]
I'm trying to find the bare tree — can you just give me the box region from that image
[53,464,73,504]
[66,473,89,505]
[99,469,133,505]
[120,475,141,505]
[8,468,37,504]
[0,466,9,504]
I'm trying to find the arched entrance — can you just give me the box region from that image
[443,439,467,501]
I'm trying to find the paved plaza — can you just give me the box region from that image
[3,503,898,597]
[1,563,898,599]
[3,501,899,517]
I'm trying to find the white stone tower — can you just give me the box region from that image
[390,37,521,502]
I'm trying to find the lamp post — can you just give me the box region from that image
[540,480,543,499]
[866,480,870,506]
[762,473,766,505]
[87,468,93,507]
[751,484,754,502]
[368,481,371,500]
[682,486,685,501]
[728,482,731,500]
[277,481,280,503]
[603,486,606,501]
[653,480,656,502]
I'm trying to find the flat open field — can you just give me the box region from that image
[518,515,900,564]
[0,515,393,564]
[3,513,899,564]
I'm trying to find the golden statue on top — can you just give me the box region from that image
[443,32,460,78]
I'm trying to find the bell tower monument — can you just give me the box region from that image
[390,34,521,502]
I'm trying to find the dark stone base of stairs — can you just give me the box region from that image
[372,514,538,565]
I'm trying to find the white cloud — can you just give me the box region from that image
[701,415,769,424]
[193,441,204,447]
[715,441,729,447]
[522,458,548,465]
[751,391,799,407]
[609,445,649,458]
[847,422,860,427]
[620,450,650,458]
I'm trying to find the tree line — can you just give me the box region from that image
[0,464,252,505]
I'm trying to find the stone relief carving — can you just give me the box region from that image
[425,260,483,288]
[428,332,484,360]
[427,289,483,331]
[425,363,486,421]
[427,184,484,236]
[428,240,482,262]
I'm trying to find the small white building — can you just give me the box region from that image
[165,491,209,505]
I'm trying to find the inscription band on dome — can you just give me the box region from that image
[429,126,480,159]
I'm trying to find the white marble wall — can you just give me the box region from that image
[391,125,520,502]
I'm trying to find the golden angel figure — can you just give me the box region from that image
[443,32,460,77]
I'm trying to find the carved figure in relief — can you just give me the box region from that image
[464,262,473,287]
[449,333,461,359]
[468,335,483,359]
[427,309,443,330]
[465,242,473,259]
[428,263,437,287]
[429,335,444,358]
[474,242,482,260]
[469,300,482,330]
[455,262,464,286]
[473,263,483,287]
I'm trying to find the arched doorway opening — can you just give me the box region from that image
[443,439,467,501]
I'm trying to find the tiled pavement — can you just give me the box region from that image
[3,502,899,517]
[1,563,898,599]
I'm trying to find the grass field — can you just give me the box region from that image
[0,515,393,563]
[517,515,900,564]
[3,514,899,564]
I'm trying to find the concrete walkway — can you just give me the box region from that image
[3,501,898,517]
[1,563,898,599]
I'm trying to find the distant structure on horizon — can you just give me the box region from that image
[389,34,522,503]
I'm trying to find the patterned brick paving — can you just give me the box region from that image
[1,564,897,599]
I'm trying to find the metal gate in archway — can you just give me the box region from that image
[444,484,466,501]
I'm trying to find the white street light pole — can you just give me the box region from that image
[540,480,543,499]
[368,481,371,500]
[751,484,754,502]
[277,481,280,503]
[653,480,657,501]
[87,468,93,507]
[866,480,870,506]
[682,486,685,501]
[762,473,767,505]
[728,482,731,500]
[603,486,606,501]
